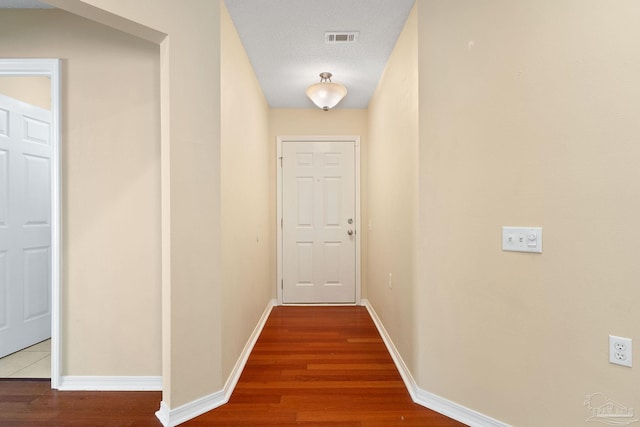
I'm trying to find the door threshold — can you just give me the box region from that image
[280,302,360,306]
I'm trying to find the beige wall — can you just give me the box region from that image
[415,1,640,425]
[44,0,239,409]
[0,10,161,376]
[46,0,226,407]
[220,3,271,379]
[161,2,222,408]
[269,109,369,299]
[0,76,50,110]
[367,5,419,375]
[8,2,639,426]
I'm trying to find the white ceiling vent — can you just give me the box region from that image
[325,31,359,44]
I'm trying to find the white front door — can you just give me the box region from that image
[0,93,52,358]
[281,140,356,304]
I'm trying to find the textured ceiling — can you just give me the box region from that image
[1,0,416,109]
[0,0,52,7]
[224,0,415,109]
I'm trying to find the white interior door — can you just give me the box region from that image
[282,141,356,304]
[0,93,52,358]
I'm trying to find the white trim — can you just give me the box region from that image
[360,299,417,399]
[155,299,276,427]
[156,390,225,427]
[414,388,510,427]
[0,58,61,389]
[354,137,361,305]
[276,138,283,304]
[155,401,171,426]
[362,300,510,427]
[276,135,361,306]
[58,376,162,391]
[222,299,276,399]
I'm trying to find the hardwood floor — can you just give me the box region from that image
[186,306,465,426]
[0,306,465,426]
[0,379,161,426]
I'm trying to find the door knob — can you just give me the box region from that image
[347,230,354,236]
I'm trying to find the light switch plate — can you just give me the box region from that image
[502,226,542,253]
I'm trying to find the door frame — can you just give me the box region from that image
[276,135,361,306]
[0,59,61,388]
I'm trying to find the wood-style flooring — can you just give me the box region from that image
[0,306,465,426]
[186,306,464,426]
[0,379,161,426]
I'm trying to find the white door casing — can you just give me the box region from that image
[0,93,52,358]
[0,59,60,387]
[277,136,361,304]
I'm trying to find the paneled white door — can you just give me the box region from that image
[282,141,356,303]
[0,93,52,358]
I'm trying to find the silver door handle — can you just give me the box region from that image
[347,230,354,236]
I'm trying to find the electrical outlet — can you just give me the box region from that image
[388,273,392,289]
[609,335,632,367]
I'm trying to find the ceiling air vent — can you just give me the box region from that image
[325,31,359,44]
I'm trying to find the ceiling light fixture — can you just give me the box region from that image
[305,72,347,111]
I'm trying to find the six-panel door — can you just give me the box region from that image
[0,93,52,358]
[282,141,356,304]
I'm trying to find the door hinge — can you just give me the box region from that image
[281,217,283,228]
[281,279,283,290]
[279,156,283,167]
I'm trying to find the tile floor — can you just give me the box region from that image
[0,339,51,378]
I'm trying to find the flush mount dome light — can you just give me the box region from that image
[305,72,347,111]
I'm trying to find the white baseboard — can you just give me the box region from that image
[155,390,225,427]
[361,299,510,427]
[360,299,418,400]
[58,375,162,391]
[414,388,510,427]
[155,401,171,426]
[222,299,276,399]
[155,299,276,427]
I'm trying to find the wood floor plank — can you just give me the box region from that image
[186,306,466,426]
[0,379,162,426]
[0,306,466,426]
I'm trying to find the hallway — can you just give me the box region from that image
[185,306,464,426]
